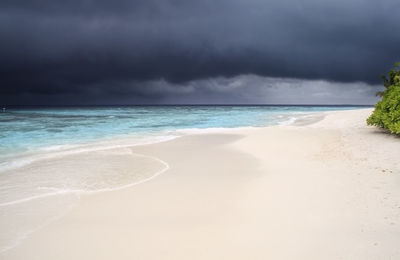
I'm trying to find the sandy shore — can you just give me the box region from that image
[2,108,400,260]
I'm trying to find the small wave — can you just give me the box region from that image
[177,126,258,135]
[278,117,297,126]
[0,152,170,208]
[40,144,79,151]
[0,189,80,207]
[0,135,178,173]
[0,157,36,173]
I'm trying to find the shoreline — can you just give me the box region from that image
[2,108,400,259]
[0,106,349,174]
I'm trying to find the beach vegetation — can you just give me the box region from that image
[367,62,400,134]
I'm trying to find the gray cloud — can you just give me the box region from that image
[1,75,382,105]
[0,0,399,105]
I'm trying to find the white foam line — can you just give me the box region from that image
[0,201,77,254]
[0,135,178,173]
[84,152,170,194]
[0,189,81,207]
[177,126,258,135]
[278,117,297,126]
[0,152,170,208]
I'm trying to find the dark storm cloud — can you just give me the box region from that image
[0,0,399,104]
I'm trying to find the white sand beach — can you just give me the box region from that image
[2,108,400,260]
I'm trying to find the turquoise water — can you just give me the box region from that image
[0,106,365,165]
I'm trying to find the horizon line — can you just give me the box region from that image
[2,104,374,108]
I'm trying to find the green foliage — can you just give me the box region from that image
[367,62,400,134]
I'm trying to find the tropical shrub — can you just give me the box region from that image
[367,62,400,134]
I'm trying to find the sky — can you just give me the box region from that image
[1,0,399,105]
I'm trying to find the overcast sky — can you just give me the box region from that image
[1,0,399,105]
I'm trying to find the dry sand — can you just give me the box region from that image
[2,108,400,260]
